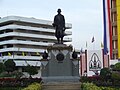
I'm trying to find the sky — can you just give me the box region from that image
[0,0,104,51]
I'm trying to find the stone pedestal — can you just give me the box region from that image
[41,44,80,82]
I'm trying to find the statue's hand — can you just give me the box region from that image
[52,23,55,27]
[63,27,66,31]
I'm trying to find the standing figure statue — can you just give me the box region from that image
[53,9,65,44]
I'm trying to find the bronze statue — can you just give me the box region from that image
[53,9,65,44]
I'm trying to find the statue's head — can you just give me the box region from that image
[57,9,61,13]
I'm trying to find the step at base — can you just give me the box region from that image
[42,82,81,90]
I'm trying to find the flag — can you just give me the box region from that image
[22,52,25,56]
[13,52,14,58]
[28,52,31,56]
[0,53,3,57]
[101,42,104,48]
[8,52,12,56]
[91,36,95,43]
[80,48,83,54]
[103,0,112,57]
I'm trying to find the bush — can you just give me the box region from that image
[81,83,101,90]
[100,68,111,81]
[0,78,42,87]
[100,87,120,90]
[80,76,101,83]
[0,63,5,74]
[24,65,38,78]
[22,83,42,90]
[4,60,16,73]
[0,87,22,90]
[81,83,120,90]
[114,63,120,71]
[111,71,120,80]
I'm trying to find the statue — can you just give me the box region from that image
[52,9,65,44]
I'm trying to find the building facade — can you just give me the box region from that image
[80,49,109,76]
[0,16,72,66]
[103,0,120,60]
[111,0,120,59]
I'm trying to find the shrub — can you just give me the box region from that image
[4,59,16,73]
[100,68,111,81]
[114,62,120,71]
[0,78,42,87]
[0,63,5,74]
[0,87,22,90]
[81,83,120,90]
[81,83,102,90]
[24,65,38,78]
[100,87,120,90]
[22,83,42,90]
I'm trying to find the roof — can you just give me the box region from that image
[0,16,72,29]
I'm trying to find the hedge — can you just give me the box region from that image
[81,83,120,90]
[0,78,42,87]
[0,87,22,90]
[22,83,42,90]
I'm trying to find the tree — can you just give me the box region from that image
[0,62,5,73]
[111,71,120,81]
[114,62,120,71]
[24,64,38,78]
[111,63,120,85]
[4,59,16,73]
[100,68,111,81]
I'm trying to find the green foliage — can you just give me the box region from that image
[81,83,120,90]
[4,60,16,73]
[24,65,38,78]
[0,71,23,78]
[0,62,5,73]
[81,83,101,90]
[100,87,120,90]
[114,63,120,71]
[0,87,22,90]
[22,83,42,90]
[0,72,14,77]
[100,68,111,81]
[14,71,23,79]
[111,71,120,80]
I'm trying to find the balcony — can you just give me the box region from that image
[112,49,118,54]
[0,47,45,53]
[112,35,117,40]
[111,8,117,13]
[0,32,72,42]
[0,40,54,46]
[0,24,72,36]
[112,21,117,27]
[0,55,42,61]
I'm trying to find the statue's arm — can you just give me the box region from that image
[52,16,57,27]
[63,16,66,31]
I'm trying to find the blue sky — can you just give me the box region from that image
[0,0,103,50]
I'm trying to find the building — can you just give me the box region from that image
[111,0,120,59]
[80,49,109,76]
[0,16,72,66]
[103,0,120,60]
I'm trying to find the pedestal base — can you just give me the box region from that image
[41,44,80,83]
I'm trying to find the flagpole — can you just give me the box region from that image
[85,41,87,50]
[94,41,95,50]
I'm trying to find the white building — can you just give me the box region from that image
[0,16,72,66]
